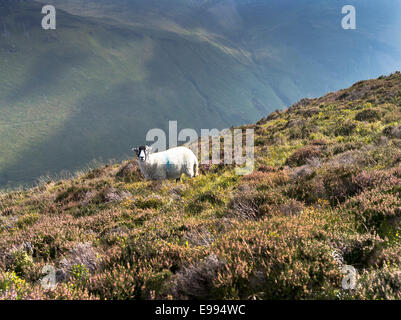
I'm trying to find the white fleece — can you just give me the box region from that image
[138,146,199,181]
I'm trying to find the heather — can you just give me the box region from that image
[2,72,401,299]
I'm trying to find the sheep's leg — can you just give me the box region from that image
[194,162,199,177]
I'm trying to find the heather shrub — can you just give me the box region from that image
[339,234,384,269]
[334,121,356,137]
[276,199,305,217]
[288,125,303,140]
[227,186,261,220]
[199,217,343,299]
[134,195,164,210]
[183,226,214,247]
[84,167,107,180]
[16,213,40,229]
[366,145,401,168]
[44,283,95,300]
[255,164,280,173]
[0,215,17,232]
[186,190,224,215]
[355,108,382,122]
[242,170,290,190]
[288,123,318,140]
[228,184,288,220]
[115,160,142,183]
[255,136,268,146]
[287,165,381,205]
[344,186,401,236]
[298,106,320,117]
[171,254,226,299]
[55,186,90,203]
[289,165,315,180]
[287,175,324,204]
[372,245,401,267]
[376,135,390,146]
[322,166,361,205]
[58,242,99,282]
[383,109,401,123]
[309,139,327,146]
[0,271,27,299]
[327,150,365,168]
[389,165,401,178]
[87,265,141,299]
[351,170,401,191]
[101,187,132,204]
[286,145,322,167]
[69,264,89,287]
[328,141,363,156]
[195,190,224,206]
[356,269,401,299]
[9,249,34,276]
[249,239,341,299]
[31,231,71,260]
[383,125,401,139]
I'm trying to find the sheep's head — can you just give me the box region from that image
[132,145,151,162]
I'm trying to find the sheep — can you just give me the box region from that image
[132,145,199,182]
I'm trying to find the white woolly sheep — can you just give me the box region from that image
[132,145,199,182]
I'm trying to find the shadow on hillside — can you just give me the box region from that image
[5,50,90,104]
[0,51,231,188]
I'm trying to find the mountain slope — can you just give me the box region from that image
[0,1,279,188]
[1,0,401,188]
[1,72,401,299]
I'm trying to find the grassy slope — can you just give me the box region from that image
[1,72,401,299]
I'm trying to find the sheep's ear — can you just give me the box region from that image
[146,146,152,153]
[132,148,139,154]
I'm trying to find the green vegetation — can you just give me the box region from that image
[1,72,401,299]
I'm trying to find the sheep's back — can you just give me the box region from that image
[154,147,196,163]
[149,147,197,178]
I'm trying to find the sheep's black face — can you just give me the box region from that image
[132,145,150,162]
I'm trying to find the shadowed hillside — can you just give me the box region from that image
[1,72,401,299]
[0,0,277,188]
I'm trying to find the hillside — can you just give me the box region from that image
[2,72,401,299]
[0,0,276,188]
[1,0,401,188]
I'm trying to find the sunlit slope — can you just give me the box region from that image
[0,1,278,188]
